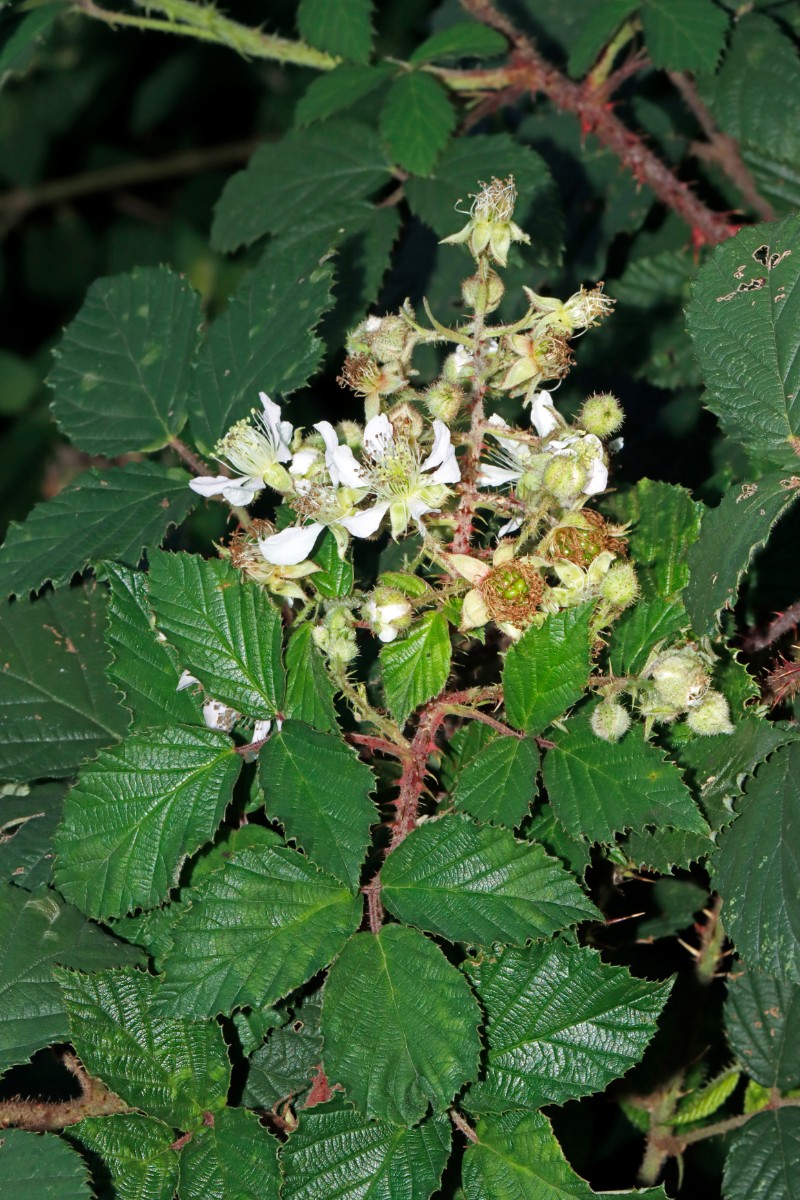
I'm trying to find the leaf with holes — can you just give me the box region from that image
[148,552,284,719]
[68,1114,179,1200]
[47,267,201,455]
[381,813,597,945]
[466,942,672,1113]
[243,994,323,1110]
[258,722,375,891]
[452,735,539,827]
[381,612,451,723]
[159,827,361,1017]
[54,725,241,920]
[280,1102,451,1200]
[0,462,197,600]
[503,605,592,736]
[321,925,481,1124]
[177,1107,280,1200]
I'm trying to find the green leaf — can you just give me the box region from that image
[713,741,800,981]
[177,1107,280,1200]
[0,5,63,78]
[243,994,323,1109]
[310,529,354,598]
[48,267,201,455]
[159,827,361,1017]
[567,0,639,78]
[406,133,562,266]
[466,942,672,1113]
[190,238,336,453]
[0,1130,91,1200]
[69,1114,179,1200]
[543,714,709,843]
[608,597,689,675]
[211,120,391,254]
[463,1109,667,1200]
[723,1109,800,1200]
[379,72,454,177]
[381,612,451,723]
[0,586,129,781]
[321,925,482,1124]
[57,967,230,1127]
[726,965,800,1090]
[381,813,597,945]
[607,479,702,601]
[526,806,592,879]
[54,725,241,920]
[297,0,373,63]
[258,722,375,891]
[280,1103,451,1200]
[641,0,728,73]
[410,21,506,64]
[686,213,800,466]
[0,461,196,599]
[148,552,284,719]
[503,605,592,736]
[103,563,201,729]
[284,623,339,732]
[685,473,800,636]
[452,735,539,827]
[0,885,142,1074]
[0,781,66,888]
[295,64,394,127]
[622,827,719,875]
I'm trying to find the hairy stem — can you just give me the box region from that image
[0,1052,127,1131]
[742,598,800,653]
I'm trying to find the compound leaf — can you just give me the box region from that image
[177,1107,280,1200]
[297,0,372,63]
[148,552,284,719]
[48,266,201,455]
[283,623,339,733]
[57,967,230,1127]
[0,462,196,600]
[452,735,539,827]
[159,827,361,1017]
[503,605,592,735]
[54,725,241,920]
[258,722,375,891]
[466,942,672,1113]
[381,612,451,723]
[381,813,598,945]
[321,925,481,1124]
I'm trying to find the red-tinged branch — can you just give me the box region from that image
[389,702,447,849]
[0,1052,127,1131]
[742,599,800,654]
[458,0,739,246]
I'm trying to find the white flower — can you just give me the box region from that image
[366,587,412,642]
[478,415,539,487]
[289,447,320,477]
[548,433,608,496]
[529,390,559,437]
[189,393,293,506]
[314,421,369,489]
[258,521,327,566]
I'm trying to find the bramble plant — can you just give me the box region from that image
[3,2,800,1199]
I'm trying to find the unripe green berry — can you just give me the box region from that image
[424,380,464,423]
[580,393,624,439]
[462,269,505,314]
[543,454,586,500]
[591,700,631,743]
[650,650,710,710]
[601,562,639,609]
[370,315,414,363]
[685,689,734,736]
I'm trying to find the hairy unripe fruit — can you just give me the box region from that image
[369,315,415,363]
[686,689,734,736]
[543,454,586,500]
[462,269,505,314]
[580,393,624,438]
[591,700,631,743]
[424,380,464,423]
[482,560,544,627]
[650,650,710,710]
[601,562,639,609]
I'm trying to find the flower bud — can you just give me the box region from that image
[366,587,412,643]
[685,690,734,736]
[600,562,639,610]
[388,401,424,440]
[591,700,631,743]
[462,269,505,314]
[424,380,464,423]
[580,393,624,439]
[543,454,587,501]
[313,607,358,666]
[650,649,710,710]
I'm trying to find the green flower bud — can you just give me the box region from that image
[461,269,505,314]
[685,690,734,736]
[543,454,587,501]
[580,393,624,439]
[601,562,639,610]
[650,649,710,710]
[591,700,631,743]
[424,380,464,423]
[366,587,412,643]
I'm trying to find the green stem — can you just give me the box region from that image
[331,669,408,749]
[678,1096,800,1149]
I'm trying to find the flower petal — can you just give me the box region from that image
[363,413,394,460]
[258,522,324,565]
[339,500,391,538]
[332,445,369,489]
[529,391,558,437]
[583,457,608,495]
[259,392,293,462]
[190,473,253,500]
[478,464,521,487]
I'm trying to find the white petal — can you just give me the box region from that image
[379,602,411,624]
[421,419,452,472]
[408,496,436,525]
[485,413,520,456]
[378,625,399,642]
[189,473,251,499]
[252,719,272,742]
[332,444,369,488]
[365,315,382,331]
[429,447,460,484]
[583,457,608,495]
[223,480,263,506]
[340,500,391,537]
[258,522,324,565]
[176,670,200,692]
[478,464,521,486]
[314,420,338,454]
[497,516,523,537]
[530,391,558,437]
[608,436,624,454]
[259,392,293,461]
[289,448,319,476]
[203,699,237,731]
[363,413,394,460]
